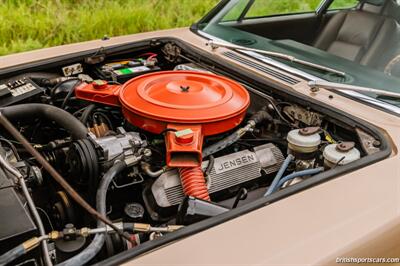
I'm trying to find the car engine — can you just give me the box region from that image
[0,41,378,265]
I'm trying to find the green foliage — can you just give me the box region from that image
[246,0,322,17]
[329,0,358,9]
[0,0,219,55]
[0,0,356,56]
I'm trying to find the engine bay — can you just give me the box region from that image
[0,40,385,265]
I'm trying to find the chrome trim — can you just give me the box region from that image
[309,80,400,99]
[223,51,300,85]
[316,0,331,15]
[241,50,319,80]
[207,40,346,76]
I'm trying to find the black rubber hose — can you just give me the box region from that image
[58,161,127,266]
[0,104,88,140]
[204,155,214,177]
[202,110,272,158]
[249,110,273,124]
[202,130,243,158]
[80,104,96,125]
[60,80,81,110]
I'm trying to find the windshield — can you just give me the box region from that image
[197,0,400,112]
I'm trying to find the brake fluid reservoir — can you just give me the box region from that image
[287,127,321,159]
[323,142,360,168]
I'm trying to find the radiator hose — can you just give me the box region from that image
[0,103,88,140]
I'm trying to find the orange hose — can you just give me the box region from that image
[179,167,210,201]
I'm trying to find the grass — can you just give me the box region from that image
[0,0,219,55]
[0,0,356,56]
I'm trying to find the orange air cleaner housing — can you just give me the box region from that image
[75,71,250,167]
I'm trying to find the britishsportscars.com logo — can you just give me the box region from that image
[337,257,400,264]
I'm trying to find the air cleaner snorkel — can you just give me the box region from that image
[165,124,203,167]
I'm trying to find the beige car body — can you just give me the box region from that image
[2,28,400,266]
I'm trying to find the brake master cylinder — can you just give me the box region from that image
[287,127,321,170]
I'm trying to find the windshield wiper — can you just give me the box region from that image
[309,80,400,99]
[206,40,346,77]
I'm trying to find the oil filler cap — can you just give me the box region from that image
[175,129,194,144]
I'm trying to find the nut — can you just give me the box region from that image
[299,127,320,136]
[336,142,355,152]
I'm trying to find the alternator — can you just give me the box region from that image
[66,127,150,187]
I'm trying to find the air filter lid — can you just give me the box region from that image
[119,71,249,124]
